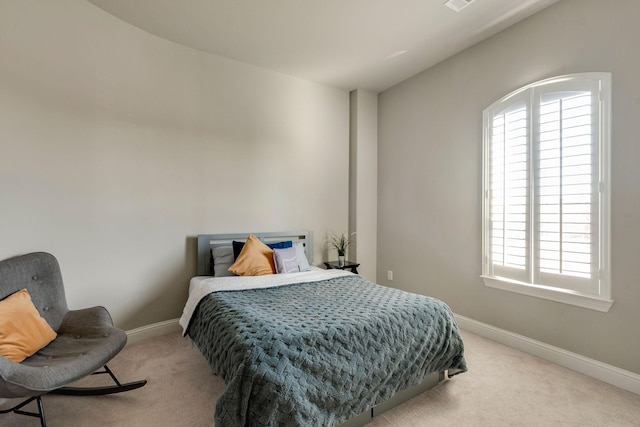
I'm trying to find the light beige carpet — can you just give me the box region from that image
[3,330,639,426]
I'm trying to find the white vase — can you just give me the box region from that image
[338,255,345,267]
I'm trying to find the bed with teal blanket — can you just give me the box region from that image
[181,267,467,426]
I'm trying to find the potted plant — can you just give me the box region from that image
[327,232,355,267]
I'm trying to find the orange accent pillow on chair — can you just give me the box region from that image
[0,289,57,362]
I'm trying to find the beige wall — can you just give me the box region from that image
[349,90,378,281]
[378,0,640,374]
[0,0,349,330]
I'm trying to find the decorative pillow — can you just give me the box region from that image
[228,234,276,276]
[211,246,235,277]
[273,247,300,274]
[232,240,245,260]
[267,240,293,250]
[233,239,292,260]
[294,242,312,271]
[0,289,57,363]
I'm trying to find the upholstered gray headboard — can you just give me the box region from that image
[196,231,313,276]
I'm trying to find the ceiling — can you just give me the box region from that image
[86,0,558,93]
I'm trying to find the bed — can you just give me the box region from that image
[180,231,467,426]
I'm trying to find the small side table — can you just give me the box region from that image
[324,261,360,274]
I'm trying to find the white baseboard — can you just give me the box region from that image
[125,318,181,346]
[454,314,640,395]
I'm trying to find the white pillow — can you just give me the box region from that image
[294,242,311,271]
[273,247,299,274]
[273,243,311,273]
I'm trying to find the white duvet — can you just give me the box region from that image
[179,267,353,333]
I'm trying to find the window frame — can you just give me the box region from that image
[481,73,612,312]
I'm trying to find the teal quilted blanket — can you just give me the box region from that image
[186,274,467,426]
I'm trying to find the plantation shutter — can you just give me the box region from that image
[482,73,610,310]
[488,99,529,283]
[533,82,600,294]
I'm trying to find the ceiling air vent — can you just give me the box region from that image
[444,0,476,12]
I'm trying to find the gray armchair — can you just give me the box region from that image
[0,252,146,426]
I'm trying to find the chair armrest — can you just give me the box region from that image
[57,306,115,336]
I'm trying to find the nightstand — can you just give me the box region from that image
[324,261,360,274]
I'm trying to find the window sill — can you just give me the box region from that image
[481,276,613,312]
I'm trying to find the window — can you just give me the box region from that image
[482,73,612,311]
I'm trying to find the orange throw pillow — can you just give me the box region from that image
[228,234,276,276]
[0,289,57,362]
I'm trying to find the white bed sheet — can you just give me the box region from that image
[179,267,353,333]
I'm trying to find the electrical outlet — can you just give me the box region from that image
[387,270,393,281]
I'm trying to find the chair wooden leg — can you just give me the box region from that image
[35,397,46,427]
[0,396,46,427]
[51,364,147,396]
[2,364,145,425]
